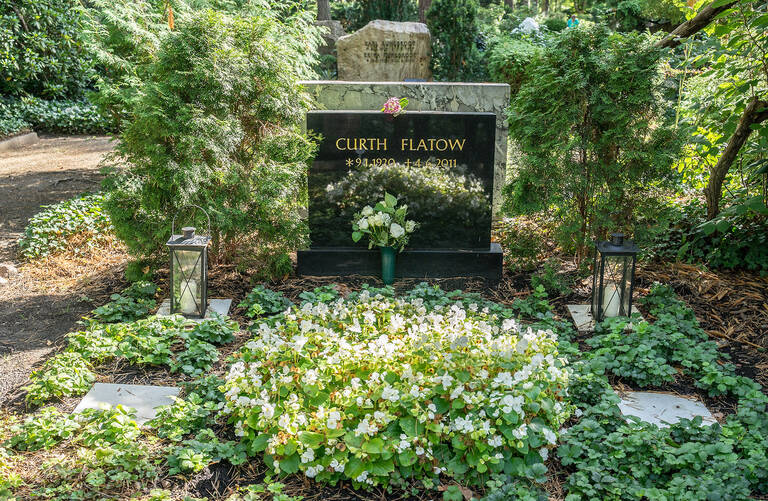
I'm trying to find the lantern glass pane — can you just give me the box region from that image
[601,255,629,318]
[172,249,203,316]
[591,252,602,318]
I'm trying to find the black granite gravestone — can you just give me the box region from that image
[298,110,502,280]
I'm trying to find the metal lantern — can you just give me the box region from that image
[591,233,639,322]
[166,206,211,319]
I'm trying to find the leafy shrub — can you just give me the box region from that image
[222,288,571,488]
[506,25,682,256]
[239,286,294,318]
[0,97,110,135]
[509,285,552,320]
[486,37,541,93]
[91,281,158,323]
[541,16,567,32]
[103,8,321,272]
[495,217,547,271]
[530,260,571,297]
[330,0,417,31]
[616,0,646,32]
[0,99,30,138]
[18,193,112,260]
[427,0,484,81]
[0,0,94,99]
[25,352,95,406]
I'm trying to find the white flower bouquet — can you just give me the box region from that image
[351,193,417,251]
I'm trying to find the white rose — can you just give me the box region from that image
[405,220,416,233]
[358,218,369,230]
[361,206,374,216]
[390,223,405,238]
[381,213,392,225]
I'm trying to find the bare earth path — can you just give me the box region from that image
[0,135,120,407]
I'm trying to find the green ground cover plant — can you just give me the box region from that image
[90,280,158,323]
[25,282,238,407]
[222,285,572,489]
[5,406,161,498]
[239,285,294,318]
[17,193,112,260]
[556,284,768,500]
[24,353,95,407]
[6,281,768,499]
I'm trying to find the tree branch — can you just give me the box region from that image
[704,96,768,218]
[656,0,737,49]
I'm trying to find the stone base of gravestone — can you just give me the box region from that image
[156,298,232,322]
[298,243,503,281]
[74,383,180,425]
[617,391,716,428]
[566,304,644,333]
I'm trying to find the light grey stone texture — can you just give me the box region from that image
[156,298,232,322]
[74,383,180,425]
[316,20,346,57]
[617,391,717,428]
[300,81,510,214]
[336,20,431,81]
[566,304,643,333]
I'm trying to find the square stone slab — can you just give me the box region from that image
[617,391,716,428]
[74,383,180,425]
[567,304,643,333]
[156,298,232,322]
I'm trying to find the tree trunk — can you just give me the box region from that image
[656,0,737,49]
[704,97,768,219]
[317,0,331,21]
[542,0,549,15]
[504,0,515,9]
[419,0,432,23]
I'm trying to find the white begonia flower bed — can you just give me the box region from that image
[222,291,572,487]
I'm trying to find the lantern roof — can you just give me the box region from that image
[166,227,211,248]
[595,233,639,255]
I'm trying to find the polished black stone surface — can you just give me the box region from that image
[307,111,496,250]
[298,243,503,281]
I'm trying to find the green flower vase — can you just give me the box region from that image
[379,245,396,285]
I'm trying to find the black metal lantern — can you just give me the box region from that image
[166,207,211,319]
[591,233,639,322]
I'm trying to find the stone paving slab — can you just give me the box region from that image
[156,298,232,322]
[618,391,717,428]
[567,304,643,333]
[74,383,180,425]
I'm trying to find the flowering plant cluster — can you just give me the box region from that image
[381,97,408,117]
[221,289,572,488]
[351,193,417,251]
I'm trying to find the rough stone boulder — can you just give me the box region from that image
[336,20,431,82]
